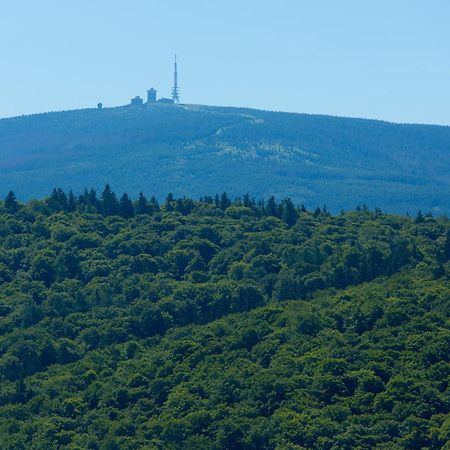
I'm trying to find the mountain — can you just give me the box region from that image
[0,196,449,448]
[1,103,449,214]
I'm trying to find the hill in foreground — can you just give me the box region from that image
[0,195,449,448]
[1,103,450,214]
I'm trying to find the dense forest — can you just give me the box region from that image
[0,188,449,449]
[1,103,450,214]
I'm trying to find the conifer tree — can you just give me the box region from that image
[119,193,134,219]
[175,197,194,215]
[266,196,278,217]
[4,191,18,213]
[149,196,160,214]
[101,185,119,216]
[88,189,100,212]
[282,198,297,227]
[257,199,265,214]
[415,210,424,224]
[243,194,251,208]
[67,191,77,212]
[136,192,149,214]
[78,189,89,208]
[165,193,175,211]
[48,188,68,212]
[219,192,231,210]
[175,198,185,214]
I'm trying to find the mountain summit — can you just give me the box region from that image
[1,104,449,213]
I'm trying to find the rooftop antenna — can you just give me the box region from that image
[171,54,180,104]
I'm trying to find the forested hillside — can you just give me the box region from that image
[0,189,449,449]
[1,103,450,213]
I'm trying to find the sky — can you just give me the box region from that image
[1,0,450,125]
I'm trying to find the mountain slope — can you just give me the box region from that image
[0,198,449,449]
[1,103,449,213]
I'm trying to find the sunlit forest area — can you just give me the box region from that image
[0,188,449,449]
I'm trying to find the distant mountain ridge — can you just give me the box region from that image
[0,103,449,213]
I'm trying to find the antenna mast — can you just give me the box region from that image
[171,54,180,104]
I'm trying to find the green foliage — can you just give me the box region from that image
[0,190,448,448]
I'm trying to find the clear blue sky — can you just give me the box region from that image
[1,0,450,124]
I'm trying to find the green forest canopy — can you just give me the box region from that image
[0,188,449,449]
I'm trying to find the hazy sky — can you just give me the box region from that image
[1,1,450,124]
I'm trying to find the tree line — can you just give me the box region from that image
[3,186,431,228]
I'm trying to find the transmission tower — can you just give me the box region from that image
[171,55,181,104]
